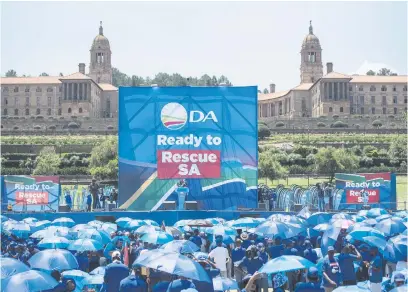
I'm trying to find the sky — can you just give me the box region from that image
[1,1,407,91]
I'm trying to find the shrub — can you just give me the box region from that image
[71,116,78,119]
[306,153,316,165]
[68,122,79,129]
[332,115,339,119]
[364,115,370,119]
[275,122,285,128]
[319,116,327,119]
[34,125,42,130]
[1,116,7,119]
[317,122,326,128]
[287,165,307,174]
[36,115,44,119]
[372,120,382,127]
[107,125,114,130]
[48,125,56,130]
[57,167,89,175]
[331,121,348,128]
[258,125,271,140]
[1,167,31,175]
[13,126,19,130]
[355,124,360,129]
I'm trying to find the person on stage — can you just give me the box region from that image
[89,178,100,211]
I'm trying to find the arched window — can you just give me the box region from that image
[340,107,343,113]
[3,108,7,115]
[329,107,333,113]
[68,108,72,114]
[36,108,40,115]
[25,108,30,116]
[47,108,51,116]
[370,86,376,92]
[14,109,18,116]
[58,108,62,115]
[47,87,53,92]
[79,108,83,113]
[36,87,42,93]
[381,85,387,92]
[359,86,364,91]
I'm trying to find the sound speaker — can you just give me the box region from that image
[58,205,70,212]
[163,201,176,210]
[258,203,268,210]
[293,204,303,212]
[95,216,116,223]
[105,203,116,211]
[185,201,198,210]
[362,205,371,210]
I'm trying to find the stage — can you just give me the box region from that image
[4,210,296,225]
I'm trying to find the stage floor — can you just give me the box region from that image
[4,210,295,225]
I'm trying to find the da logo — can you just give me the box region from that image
[161,103,188,130]
[161,102,219,130]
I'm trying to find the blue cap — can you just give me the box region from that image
[394,273,405,282]
[307,267,319,279]
[328,246,335,252]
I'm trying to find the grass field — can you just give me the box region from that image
[259,175,407,209]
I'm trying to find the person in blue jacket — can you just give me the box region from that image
[303,240,318,264]
[119,266,147,292]
[295,267,325,292]
[166,276,196,292]
[104,251,130,292]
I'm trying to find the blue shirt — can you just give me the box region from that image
[322,257,341,287]
[239,257,263,275]
[303,248,318,264]
[76,254,89,272]
[338,253,358,281]
[166,279,196,292]
[190,236,202,248]
[242,240,251,250]
[153,282,171,292]
[87,195,92,205]
[258,251,268,264]
[267,244,284,259]
[231,247,246,263]
[119,275,147,292]
[104,261,130,292]
[369,255,383,283]
[295,282,325,292]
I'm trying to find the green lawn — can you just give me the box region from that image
[259,175,407,209]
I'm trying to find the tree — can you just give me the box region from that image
[314,147,359,182]
[258,125,271,140]
[39,72,49,76]
[388,136,407,161]
[5,69,17,77]
[89,137,118,179]
[33,147,60,175]
[259,152,288,181]
[263,88,269,94]
[377,68,397,76]
[366,70,376,76]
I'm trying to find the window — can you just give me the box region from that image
[370,85,376,92]
[47,108,51,116]
[25,87,30,93]
[404,85,407,92]
[58,108,62,115]
[359,86,363,91]
[340,107,344,113]
[383,108,386,114]
[79,108,83,113]
[14,97,18,106]
[349,95,353,102]
[3,108,7,115]
[393,86,397,92]
[4,98,8,105]
[381,85,387,92]
[36,96,40,105]
[59,86,62,93]
[47,88,53,93]
[329,107,333,113]
[382,96,387,106]
[25,97,29,106]
[25,108,29,116]
[394,108,398,114]
[393,96,398,104]
[349,86,352,92]
[68,108,72,114]
[372,108,375,114]
[405,96,407,104]
[36,108,40,115]
[36,87,42,93]
[47,96,52,107]
[13,86,19,93]
[14,109,18,116]
[371,96,375,104]
[58,96,61,105]
[360,96,365,105]
[3,87,8,92]
[361,107,365,114]
[308,52,316,63]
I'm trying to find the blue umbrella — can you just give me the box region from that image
[52,217,75,228]
[124,219,146,230]
[80,274,104,289]
[133,249,211,282]
[87,220,104,228]
[228,217,260,228]
[394,211,407,218]
[193,252,209,261]
[1,270,58,292]
[357,210,369,217]
[30,220,52,232]
[213,276,239,291]
[361,236,387,251]
[351,215,366,223]
[144,219,159,226]
[347,222,372,233]
[403,229,408,236]
[4,221,31,238]
[331,213,352,221]
[38,236,71,249]
[135,225,161,235]
[115,217,133,228]
[375,218,407,237]
[259,255,315,273]
[89,266,106,275]
[333,282,370,292]
[254,221,296,239]
[367,208,388,218]
[28,249,79,271]
[71,224,95,233]
[207,218,226,225]
[22,217,39,224]
[174,220,190,228]
[206,225,237,244]
[161,240,200,254]
[1,215,9,222]
[62,269,89,283]
[376,214,392,222]
[100,222,117,234]
[362,218,377,227]
[140,231,173,245]
[384,235,408,262]
[306,212,332,226]
[68,239,104,252]
[313,223,330,232]
[347,227,386,242]
[0,257,30,279]
[78,229,111,245]
[111,235,130,245]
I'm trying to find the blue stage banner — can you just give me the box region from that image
[119,86,258,211]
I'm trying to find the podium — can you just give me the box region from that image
[176,187,189,210]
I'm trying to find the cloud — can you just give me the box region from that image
[350,60,398,75]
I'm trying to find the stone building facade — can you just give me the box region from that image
[259,22,408,118]
[1,22,118,119]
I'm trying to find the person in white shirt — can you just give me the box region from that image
[208,240,230,278]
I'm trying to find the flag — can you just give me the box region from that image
[123,242,129,267]
[161,220,166,231]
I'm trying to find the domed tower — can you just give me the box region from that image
[300,21,323,83]
[89,21,112,84]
